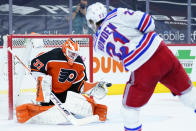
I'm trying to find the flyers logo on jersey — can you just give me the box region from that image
[58,69,77,83]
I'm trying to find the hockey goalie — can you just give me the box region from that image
[16,38,111,124]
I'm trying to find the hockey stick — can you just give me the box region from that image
[7,47,99,126]
[50,91,99,126]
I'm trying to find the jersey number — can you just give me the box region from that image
[124,10,134,15]
[106,23,130,60]
[33,59,44,70]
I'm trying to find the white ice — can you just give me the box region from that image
[1,93,196,131]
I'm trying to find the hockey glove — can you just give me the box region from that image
[81,81,112,100]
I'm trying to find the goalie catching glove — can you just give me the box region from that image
[81,81,112,100]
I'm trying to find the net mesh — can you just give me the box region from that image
[12,37,90,48]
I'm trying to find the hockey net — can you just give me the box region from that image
[0,34,93,120]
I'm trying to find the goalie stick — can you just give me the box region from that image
[7,47,99,126]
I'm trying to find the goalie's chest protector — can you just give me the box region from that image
[32,48,86,93]
[46,60,85,93]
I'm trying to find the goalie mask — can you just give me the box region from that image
[62,38,79,65]
[86,2,107,32]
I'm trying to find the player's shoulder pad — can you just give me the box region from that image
[40,48,63,58]
[46,48,63,56]
[31,48,64,63]
[75,55,85,65]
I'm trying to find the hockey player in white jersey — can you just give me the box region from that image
[86,2,196,131]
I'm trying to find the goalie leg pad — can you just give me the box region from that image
[63,91,94,117]
[26,105,69,124]
[83,95,108,121]
[16,104,69,124]
[63,91,108,121]
[16,104,53,123]
[94,104,107,121]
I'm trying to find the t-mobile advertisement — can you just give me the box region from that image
[137,0,196,44]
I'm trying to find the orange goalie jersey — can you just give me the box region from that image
[31,48,87,95]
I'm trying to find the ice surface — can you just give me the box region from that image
[1,93,196,131]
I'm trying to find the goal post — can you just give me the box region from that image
[1,34,93,120]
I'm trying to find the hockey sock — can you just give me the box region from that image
[124,125,142,131]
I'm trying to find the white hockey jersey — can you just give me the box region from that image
[94,8,163,71]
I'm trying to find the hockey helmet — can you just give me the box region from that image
[86,2,107,32]
[62,38,79,65]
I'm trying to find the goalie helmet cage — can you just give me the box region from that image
[3,34,93,120]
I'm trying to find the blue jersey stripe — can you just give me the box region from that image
[106,8,117,18]
[136,33,148,48]
[125,33,147,58]
[106,14,117,21]
[104,8,117,21]
[143,16,152,33]
[105,8,117,21]
[124,33,157,67]
[138,13,146,31]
